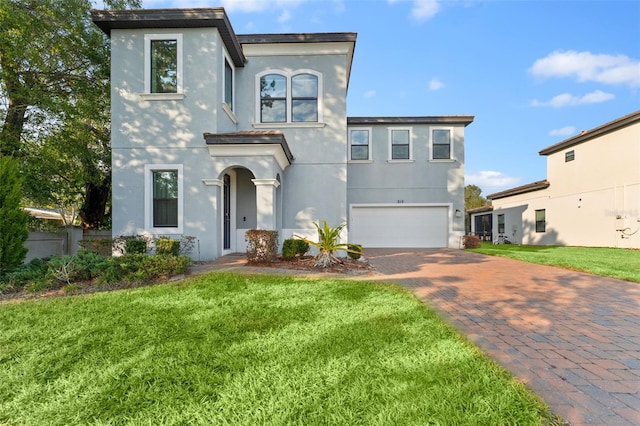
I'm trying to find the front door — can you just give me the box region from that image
[223,174,231,250]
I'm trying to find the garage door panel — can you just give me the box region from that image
[350,206,448,248]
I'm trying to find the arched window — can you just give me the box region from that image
[292,73,318,122]
[257,70,322,124]
[260,74,287,122]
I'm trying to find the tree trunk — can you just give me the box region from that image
[79,176,110,229]
[0,96,28,157]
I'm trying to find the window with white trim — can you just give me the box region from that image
[145,164,183,233]
[224,55,234,110]
[431,127,453,160]
[257,70,322,124]
[349,128,371,161]
[389,128,412,160]
[144,34,183,95]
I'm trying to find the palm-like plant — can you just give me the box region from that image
[296,221,361,268]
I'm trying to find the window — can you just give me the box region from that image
[260,74,287,122]
[144,34,183,96]
[535,209,546,233]
[349,128,371,161]
[224,57,234,109]
[145,164,183,233]
[565,150,575,162]
[390,128,411,160]
[432,128,452,160]
[292,74,318,122]
[257,70,322,124]
[497,214,505,234]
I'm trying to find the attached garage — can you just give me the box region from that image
[349,204,450,248]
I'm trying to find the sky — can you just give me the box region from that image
[139,0,640,196]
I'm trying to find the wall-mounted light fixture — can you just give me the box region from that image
[455,209,462,218]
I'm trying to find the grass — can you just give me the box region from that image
[469,242,640,283]
[0,272,559,425]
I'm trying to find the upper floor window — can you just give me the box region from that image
[349,128,371,161]
[257,70,322,124]
[389,128,411,160]
[431,128,453,160]
[535,209,546,233]
[144,34,183,96]
[565,150,575,162]
[224,57,234,110]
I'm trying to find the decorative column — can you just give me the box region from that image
[252,178,280,230]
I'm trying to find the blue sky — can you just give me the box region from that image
[142,0,640,195]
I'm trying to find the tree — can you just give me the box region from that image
[0,156,29,272]
[0,0,139,227]
[464,184,489,211]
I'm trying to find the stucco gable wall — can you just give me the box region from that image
[491,188,552,245]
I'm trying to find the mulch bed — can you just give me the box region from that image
[248,255,377,275]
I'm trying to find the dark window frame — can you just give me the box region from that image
[497,214,505,234]
[152,170,179,228]
[432,128,452,160]
[150,39,178,94]
[535,209,546,233]
[391,129,410,160]
[565,150,575,162]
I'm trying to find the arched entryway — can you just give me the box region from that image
[221,167,257,255]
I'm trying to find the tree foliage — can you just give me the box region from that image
[464,184,489,210]
[0,0,139,228]
[0,156,29,272]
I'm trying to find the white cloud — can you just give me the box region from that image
[530,50,640,88]
[278,10,292,23]
[388,0,441,22]
[428,78,444,91]
[465,171,520,192]
[531,90,615,107]
[363,90,376,98]
[549,126,576,137]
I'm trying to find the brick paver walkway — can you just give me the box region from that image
[364,249,640,426]
[199,249,640,425]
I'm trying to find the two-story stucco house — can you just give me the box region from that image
[487,110,640,249]
[91,8,474,260]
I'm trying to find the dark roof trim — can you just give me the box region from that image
[237,33,357,44]
[466,205,493,214]
[487,180,550,200]
[203,131,294,164]
[90,8,246,67]
[348,116,475,126]
[539,109,640,156]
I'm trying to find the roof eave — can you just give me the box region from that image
[90,8,246,66]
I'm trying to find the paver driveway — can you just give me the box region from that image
[364,248,640,426]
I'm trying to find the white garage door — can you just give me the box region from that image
[350,205,449,248]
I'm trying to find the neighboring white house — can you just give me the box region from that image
[91,8,473,260]
[488,110,640,249]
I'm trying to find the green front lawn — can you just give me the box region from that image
[0,272,559,425]
[469,242,640,283]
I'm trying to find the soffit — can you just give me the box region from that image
[204,131,294,170]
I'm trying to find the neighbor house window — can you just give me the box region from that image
[565,150,575,162]
[145,164,183,233]
[497,214,505,234]
[349,128,371,161]
[257,70,322,124]
[144,34,183,95]
[224,57,234,110]
[432,128,452,160]
[389,128,411,160]
[535,209,546,233]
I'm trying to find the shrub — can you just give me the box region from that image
[46,256,78,285]
[282,239,309,259]
[0,258,49,293]
[347,243,363,260]
[156,238,180,256]
[125,239,147,255]
[246,230,278,263]
[463,235,481,249]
